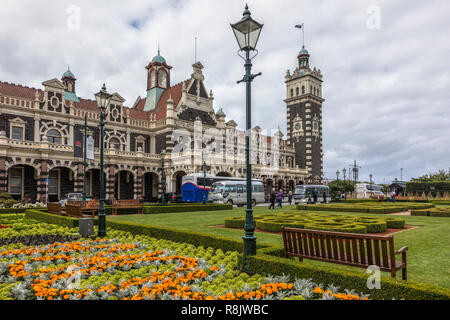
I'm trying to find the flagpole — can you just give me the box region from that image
[82,114,87,201]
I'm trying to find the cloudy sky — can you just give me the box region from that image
[1,0,449,184]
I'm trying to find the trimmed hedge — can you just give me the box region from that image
[431,200,450,205]
[225,212,404,234]
[411,207,450,218]
[239,251,450,300]
[297,203,434,214]
[144,203,232,214]
[25,209,80,228]
[0,208,26,214]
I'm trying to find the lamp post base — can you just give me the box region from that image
[242,235,256,256]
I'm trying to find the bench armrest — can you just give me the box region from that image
[395,246,408,254]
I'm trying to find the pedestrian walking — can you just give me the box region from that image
[313,188,318,204]
[288,191,293,205]
[322,191,327,204]
[268,188,276,209]
[391,190,396,203]
[277,189,283,208]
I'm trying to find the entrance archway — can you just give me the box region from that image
[48,167,74,202]
[173,171,187,194]
[7,165,37,201]
[114,171,134,200]
[143,172,158,202]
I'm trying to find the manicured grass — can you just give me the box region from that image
[107,205,450,288]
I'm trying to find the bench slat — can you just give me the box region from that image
[381,240,390,268]
[373,240,381,266]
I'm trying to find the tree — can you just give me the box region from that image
[411,169,450,182]
[328,180,354,199]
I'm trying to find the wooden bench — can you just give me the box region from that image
[282,227,408,280]
[65,204,96,218]
[111,199,143,216]
[65,200,98,216]
[47,202,64,215]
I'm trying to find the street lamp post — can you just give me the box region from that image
[342,168,347,199]
[336,170,340,181]
[95,84,112,238]
[202,161,207,205]
[231,4,263,258]
[82,114,88,201]
[160,150,166,206]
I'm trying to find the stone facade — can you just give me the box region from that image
[0,52,318,203]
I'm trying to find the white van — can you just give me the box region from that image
[293,185,331,204]
[210,180,265,207]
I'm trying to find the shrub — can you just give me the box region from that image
[0,208,26,214]
[144,204,232,214]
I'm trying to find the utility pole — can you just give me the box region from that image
[349,160,361,198]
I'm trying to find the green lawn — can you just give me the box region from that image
[107,205,450,288]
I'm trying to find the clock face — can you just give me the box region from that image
[158,71,167,88]
[295,123,301,130]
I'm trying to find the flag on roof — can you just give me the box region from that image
[295,24,304,29]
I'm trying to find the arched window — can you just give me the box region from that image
[302,86,305,94]
[158,69,167,88]
[296,87,299,96]
[150,70,156,88]
[290,88,294,97]
[47,129,62,144]
[108,137,121,150]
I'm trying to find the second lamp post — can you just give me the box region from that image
[95,84,112,238]
[231,5,263,257]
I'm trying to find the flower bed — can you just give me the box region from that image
[0,217,370,300]
[225,212,405,234]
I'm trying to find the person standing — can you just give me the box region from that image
[288,190,293,205]
[322,191,327,204]
[391,190,396,203]
[313,188,318,204]
[268,188,276,209]
[277,189,283,208]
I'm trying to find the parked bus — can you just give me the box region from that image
[181,173,264,204]
[356,183,385,198]
[293,185,331,204]
[209,180,265,207]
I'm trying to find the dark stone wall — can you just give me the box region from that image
[287,100,323,178]
[155,132,169,154]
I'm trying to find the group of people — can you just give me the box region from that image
[268,189,293,209]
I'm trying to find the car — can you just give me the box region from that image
[59,193,87,206]
[158,193,182,203]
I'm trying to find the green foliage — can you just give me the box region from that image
[25,209,81,228]
[411,169,450,183]
[328,180,354,199]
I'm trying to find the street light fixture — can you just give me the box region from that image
[160,149,166,206]
[342,168,347,181]
[231,4,263,259]
[95,83,112,238]
[336,170,340,181]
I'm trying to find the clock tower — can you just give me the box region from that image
[144,50,172,111]
[285,45,324,183]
